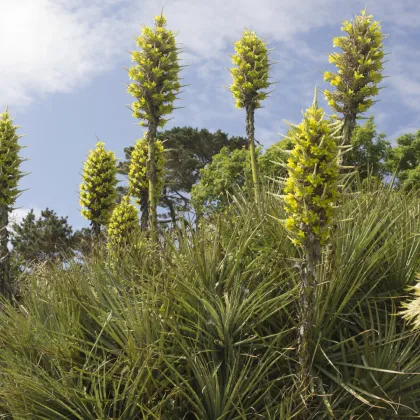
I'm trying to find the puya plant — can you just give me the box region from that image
[230,29,274,201]
[127,13,182,241]
[80,141,118,237]
[279,88,341,393]
[0,108,25,299]
[107,195,140,254]
[324,8,385,147]
[128,135,165,230]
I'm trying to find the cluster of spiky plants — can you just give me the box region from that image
[283,91,341,246]
[79,141,118,236]
[2,185,420,419]
[324,9,385,145]
[230,29,273,198]
[107,195,139,252]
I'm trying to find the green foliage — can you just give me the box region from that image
[79,141,118,234]
[127,14,181,128]
[10,208,75,265]
[0,108,25,209]
[282,90,341,246]
[259,136,295,179]
[230,29,272,110]
[119,127,248,216]
[386,130,420,190]
[324,9,385,144]
[344,115,391,180]
[107,196,139,251]
[128,135,165,204]
[191,136,294,215]
[191,146,254,214]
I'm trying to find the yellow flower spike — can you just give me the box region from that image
[107,195,140,254]
[0,109,25,210]
[229,29,272,110]
[128,135,165,204]
[282,87,340,247]
[80,141,118,235]
[323,8,385,146]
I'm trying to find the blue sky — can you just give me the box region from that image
[4,0,420,229]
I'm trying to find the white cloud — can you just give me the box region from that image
[1,0,420,110]
[9,207,42,226]
[0,0,131,107]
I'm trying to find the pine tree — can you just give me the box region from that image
[128,135,165,229]
[79,141,118,237]
[10,208,75,266]
[127,13,182,241]
[324,9,385,147]
[230,29,273,200]
[0,108,25,299]
[107,196,139,253]
[281,88,341,392]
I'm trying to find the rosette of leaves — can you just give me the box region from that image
[107,196,139,252]
[230,29,274,198]
[128,135,165,229]
[127,13,182,240]
[80,141,118,236]
[0,108,25,298]
[324,9,385,146]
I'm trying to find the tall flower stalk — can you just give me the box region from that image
[127,13,182,241]
[0,108,25,299]
[230,29,273,200]
[324,9,385,147]
[282,89,341,391]
[80,141,118,237]
[128,135,165,230]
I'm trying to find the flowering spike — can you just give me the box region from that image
[282,91,340,247]
[79,141,118,236]
[107,195,140,252]
[128,134,165,223]
[324,9,385,145]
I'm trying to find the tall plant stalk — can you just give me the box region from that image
[324,8,385,147]
[230,29,273,201]
[127,13,182,241]
[281,88,341,392]
[0,109,25,300]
